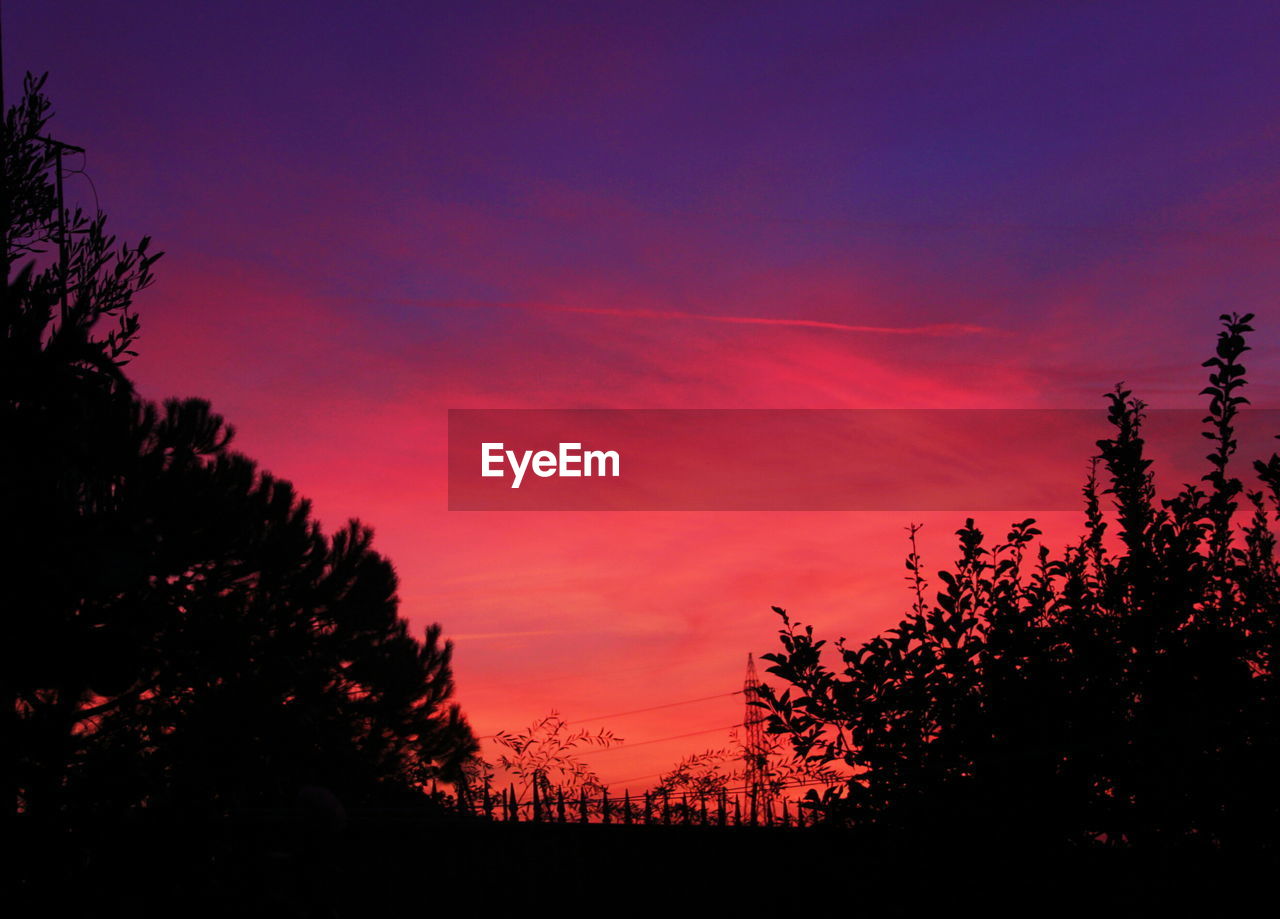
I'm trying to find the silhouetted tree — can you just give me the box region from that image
[5,73,475,816]
[758,313,1280,849]
[5,72,159,814]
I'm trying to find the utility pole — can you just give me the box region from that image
[0,6,85,320]
[39,135,84,323]
[2,0,9,296]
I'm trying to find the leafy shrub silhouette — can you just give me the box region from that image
[492,710,621,805]
[757,313,1280,848]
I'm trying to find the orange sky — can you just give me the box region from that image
[124,260,1279,785]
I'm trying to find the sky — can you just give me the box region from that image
[7,1,1280,788]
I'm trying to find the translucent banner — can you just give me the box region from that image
[447,409,1280,511]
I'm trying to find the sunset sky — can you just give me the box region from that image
[8,1,1280,788]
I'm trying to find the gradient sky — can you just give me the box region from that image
[8,1,1280,788]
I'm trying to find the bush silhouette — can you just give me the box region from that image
[757,313,1280,849]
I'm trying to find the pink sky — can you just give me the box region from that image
[8,1,1280,786]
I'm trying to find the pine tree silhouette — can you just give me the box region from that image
[5,74,476,818]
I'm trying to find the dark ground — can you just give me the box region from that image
[14,814,1276,917]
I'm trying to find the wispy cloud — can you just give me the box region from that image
[390,298,991,336]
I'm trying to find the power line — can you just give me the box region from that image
[482,722,742,753]
[563,692,740,727]
[502,773,847,802]
[476,691,741,740]
[714,775,847,796]
[600,769,668,787]
[579,723,742,756]
[65,150,101,215]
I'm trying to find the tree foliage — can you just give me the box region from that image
[757,313,1280,848]
[492,710,620,802]
[652,747,739,798]
[5,73,476,815]
[652,731,843,802]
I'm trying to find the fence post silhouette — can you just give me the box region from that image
[469,781,834,828]
[456,780,846,828]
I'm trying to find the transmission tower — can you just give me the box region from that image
[742,653,772,820]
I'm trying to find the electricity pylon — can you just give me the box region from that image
[742,653,773,821]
